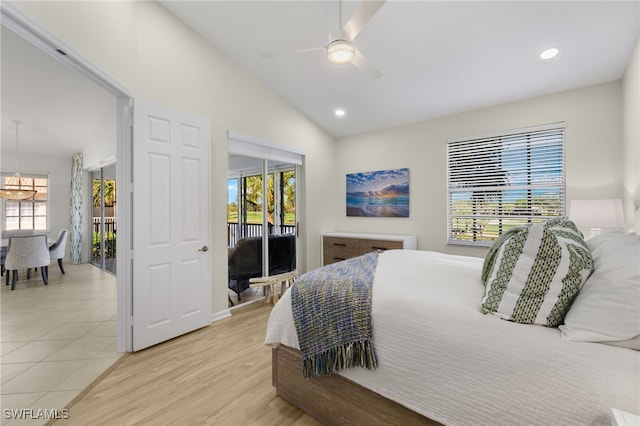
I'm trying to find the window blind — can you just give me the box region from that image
[447,124,565,246]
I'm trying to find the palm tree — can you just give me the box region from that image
[283,171,296,212]
[93,179,116,207]
[242,171,295,226]
[283,171,296,224]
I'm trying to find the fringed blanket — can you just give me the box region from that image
[291,251,379,378]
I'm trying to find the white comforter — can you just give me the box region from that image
[265,250,640,426]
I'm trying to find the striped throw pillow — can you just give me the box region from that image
[480,218,594,327]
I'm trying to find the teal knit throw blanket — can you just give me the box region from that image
[292,252,379,378]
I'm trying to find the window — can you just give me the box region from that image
[447,123,565,246]
[2,173,49,231]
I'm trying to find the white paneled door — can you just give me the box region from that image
[132,100,211,351]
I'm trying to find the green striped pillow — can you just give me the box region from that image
[480,218,594,327]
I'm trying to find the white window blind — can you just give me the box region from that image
[447,123,565,246]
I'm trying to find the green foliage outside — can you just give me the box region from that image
[93,179,116,207]
[92,179,117,260]
[227,209,295,225]
[92,231,116,260]
[450,196,561,241]
[227,170,296,225]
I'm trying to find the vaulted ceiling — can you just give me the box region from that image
[161,1,639,137]
[1,1,638,158]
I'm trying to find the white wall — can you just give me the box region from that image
[0,153,97,264]
[335,81,624,257]
[9,2,635,316]
[8,1,336,315]
[622,36,640,229]
[0,151,72,253]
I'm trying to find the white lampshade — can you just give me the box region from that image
[569,199,625,232]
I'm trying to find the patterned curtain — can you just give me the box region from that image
[70,153,83,264]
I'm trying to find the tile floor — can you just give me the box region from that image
[1,263,119,426]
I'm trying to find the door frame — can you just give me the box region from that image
[227,132,305,283]
[2,3,135,351]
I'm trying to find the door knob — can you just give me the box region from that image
[198,246,209,252]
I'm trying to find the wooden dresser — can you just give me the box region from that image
[322,232,417,265]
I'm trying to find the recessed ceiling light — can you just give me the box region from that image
[540,48,559,60]
[335,109,345,117]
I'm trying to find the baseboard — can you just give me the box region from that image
[211,308,231,322]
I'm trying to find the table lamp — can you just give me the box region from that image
[568,199,625,238]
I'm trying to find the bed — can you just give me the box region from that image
[265,219,640,426]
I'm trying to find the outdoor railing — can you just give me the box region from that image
[92,217,116,260]
[227,222,295,247]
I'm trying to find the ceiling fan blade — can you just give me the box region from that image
[342,0,386,41]
[261,46,324,60]
[352,48,382,79]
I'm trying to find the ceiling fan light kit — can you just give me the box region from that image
[262,0,385,78]
[326,39,355,65]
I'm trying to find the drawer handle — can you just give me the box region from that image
[333,257,346,261]
[333,243,346,247]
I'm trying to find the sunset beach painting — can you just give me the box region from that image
[346,168,409,217]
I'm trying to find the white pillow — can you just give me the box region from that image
[560,232,640,349]
[586,231,624,251]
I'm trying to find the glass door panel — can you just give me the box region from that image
[91,164,117,275]
[90,170,102,269]
[227,155,297,306]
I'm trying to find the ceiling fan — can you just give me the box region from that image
[261,0,386,79]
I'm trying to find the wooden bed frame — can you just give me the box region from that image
[272,344,441,425]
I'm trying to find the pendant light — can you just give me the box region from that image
[0,121,37,201]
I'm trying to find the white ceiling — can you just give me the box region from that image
[160,0,639,138]
[1,25,116,158]
[1,1,638,159]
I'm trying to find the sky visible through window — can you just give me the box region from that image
[448,127,565,244]
[228,179,238,204]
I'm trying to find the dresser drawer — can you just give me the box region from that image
[322,233,417,265]
[357,239,404,255]
[323,236,359,265]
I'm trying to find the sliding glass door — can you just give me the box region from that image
[227,155,297,305]
[91,164,117,274]
[227,167,296,247]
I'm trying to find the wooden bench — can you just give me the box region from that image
[249,270,297,305]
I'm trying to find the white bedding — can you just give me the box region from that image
[265,249,640,426]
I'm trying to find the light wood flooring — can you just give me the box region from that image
[52,302,321,426]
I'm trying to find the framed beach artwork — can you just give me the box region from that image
[346,168,410,217]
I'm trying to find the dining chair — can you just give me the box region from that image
[0,247,6,277]
[4,235,50,290]
[49,229,69,274]
[1,230,34,276]
[1,229,35,239]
